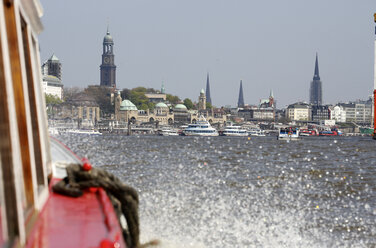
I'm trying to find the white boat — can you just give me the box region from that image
[277,128,300,140]
[159,128,179,136]
[65,129,102,135]
[221,125,248,136]
[183,116,219,136]
[248,128,266,137]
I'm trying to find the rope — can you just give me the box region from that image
[52,163,158,248]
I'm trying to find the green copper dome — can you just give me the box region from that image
[120,100,137,111]
[104,31,113,43]
[155,102,168,108]
[200,89,205,94]
[174,104,187,110]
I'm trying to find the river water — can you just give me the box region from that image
[57,134,376,248]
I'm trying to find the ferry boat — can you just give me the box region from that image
[220,125,248,136]
[158,128,179,136]
[277,127,300,140]
[248,128,266,137]
[0,1,152,247]
[65,128,102,135]
[299,129,318,136]
[319,128,342,136]
[183,116,219,136]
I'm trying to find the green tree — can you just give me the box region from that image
[206,102,213,109]
[166,94,180,104]
[121,88,131,100]
[45,94,62,105]
[85,86,113,115]
[183,98,194,109]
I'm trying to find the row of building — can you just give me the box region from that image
[43,28,374,128]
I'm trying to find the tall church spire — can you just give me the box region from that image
[313,53,320,80]
[310,53,322,105]
[100,27,116,87]
[205,73,212,104]
[237,80,244,108]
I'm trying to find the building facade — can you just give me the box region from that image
[286,102,311,121]
[311,105,330,122]
[41,54,63,99]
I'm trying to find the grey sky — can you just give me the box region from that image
[39,0,376,108]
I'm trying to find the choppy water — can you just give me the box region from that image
[56,134,376,248]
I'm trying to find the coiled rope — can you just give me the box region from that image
[52,163,158,248]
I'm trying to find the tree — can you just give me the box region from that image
[206,102,213,109]
[183,98,194,109]
[64,87,83,103]
[45,94,62,105]
[121,88,131,100]
[85,86,113,115]
[166,94,180,104]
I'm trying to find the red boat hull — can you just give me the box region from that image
[26,179,126,248]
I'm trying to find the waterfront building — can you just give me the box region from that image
[100,27,116,87]
[309,54,322,105]
[113,90,226,125]
[114,94,174,125]
[48,90,100,128]
[286,102,311,121]
[237,107,274,122]
[42,54,62,80]
[336,99,372,125]
[173,104,191,124]
[198,89,206,110]
[330,105,346,123]
[41,54,63,99]
[206,73,212,104]
[237,80,244,108]
[311,105,331,123]
[42,75,63,99]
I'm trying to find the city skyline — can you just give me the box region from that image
[39,0,376,107]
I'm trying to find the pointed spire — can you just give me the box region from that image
[106,18,110,34]
[237,80,244,108]
[269,89,274,98]
[161,81,165,94]
[205,73,212,104]
[313,53,320,80]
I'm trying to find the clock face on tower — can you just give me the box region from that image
[104,57,110,64]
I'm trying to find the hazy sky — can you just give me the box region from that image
[39,0,376,107]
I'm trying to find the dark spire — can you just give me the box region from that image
[237,80,244,107]
[205,73,212,104]
[313,53,320,80]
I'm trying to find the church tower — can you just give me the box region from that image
[100,27,116,87]
[309,53,322,106]
[237,80,244,108]
[198,89,206,110]
[205,73,212,104]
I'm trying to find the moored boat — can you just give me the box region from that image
[299,129,319,136]
[65,128,102,135]
[220,125,248,136]
[248,128,266,137]
[277,127,300,140]
[319,129,342,136]
[183,116,219,136]
[158,128,179,136]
